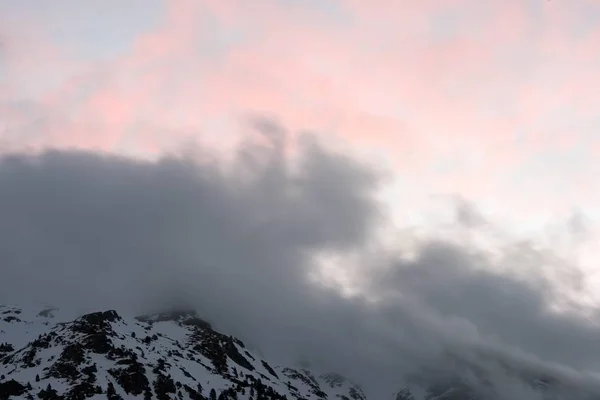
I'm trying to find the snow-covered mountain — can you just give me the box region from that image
[0,305,366,400]
[2,304,600,400]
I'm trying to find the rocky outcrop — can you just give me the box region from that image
[0,305,365,400]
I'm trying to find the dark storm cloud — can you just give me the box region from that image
[1,121,600,398]
[0,126,379,308]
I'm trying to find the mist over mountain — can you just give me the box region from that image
[2,304,600,400]
[1,122,600,399]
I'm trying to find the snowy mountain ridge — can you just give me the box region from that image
[2,304,600,400]
[0,305,366,400]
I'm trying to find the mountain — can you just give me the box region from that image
[2,304,600,400]
[391,354,600,400]
[0,305,366,400]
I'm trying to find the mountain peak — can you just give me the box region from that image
[0,305,367,400]
[2,305,600,400]
[135,309,212,330]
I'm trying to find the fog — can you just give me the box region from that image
[1,121,600,398]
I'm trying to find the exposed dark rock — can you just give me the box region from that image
[261,361,278,379]
[348,386,366,400]
[136,310,212,330]
[106,382,123,400]
[282,368,327,399]
[81,364,97,381]
[38,309,58,318]
[322,373,344,389]
[395,388,414,400]
[190,327,254,375]
[48,344,85,381]
[64,382,102,400]
[153,372,177,400]
[107,351,149,396]
[0,379,27,400]
[37,383,63,400]
[72,311,121,335]
[0,342,14,354]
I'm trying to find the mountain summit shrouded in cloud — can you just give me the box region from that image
[0,122,599,399]
[2,303,600,400]
[3,1,600,399]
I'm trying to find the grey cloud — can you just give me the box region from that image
[454,196,487,228]
[377,240,600,372]
[0,123,392,387]
[0,126,380,306]
[1,121,600,398]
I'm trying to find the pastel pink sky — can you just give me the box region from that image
[1,0,600,233]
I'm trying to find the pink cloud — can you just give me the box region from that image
[2,0,600,219]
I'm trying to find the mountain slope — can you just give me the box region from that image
[0,305,366,400]
[3,305,600,400]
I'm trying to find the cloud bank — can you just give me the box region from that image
[0,121,600,398]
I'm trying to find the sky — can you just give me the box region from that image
[2,0,600,220]
[2,1,600,398]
